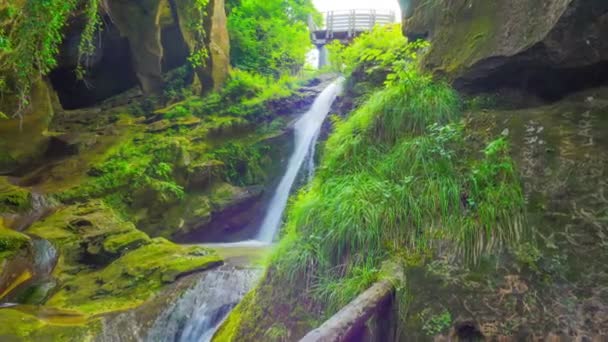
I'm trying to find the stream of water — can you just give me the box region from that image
[148,268,261,342]
[256,79,342,243]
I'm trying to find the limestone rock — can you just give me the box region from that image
[401,0,608,99]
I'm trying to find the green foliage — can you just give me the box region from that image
[327,25,420,80]
[210,142,269,186]
[163,65,194,102]
[59,137,185,206]
[180,69,296,120]
[164,105,191,120]
[420,309,452,336]
[75,0,102,79]
[184,0,210,68]
[228,0,317,76]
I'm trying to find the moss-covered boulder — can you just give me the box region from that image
[27,201,150,268]
[24,201,222,315]
[0,177,32,215]
[46,237,221,315]
[401,0,608,99]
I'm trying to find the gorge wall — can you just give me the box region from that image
[401,0,608,101]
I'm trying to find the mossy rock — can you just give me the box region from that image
[401,0,608,92]
[27,200,152,269]
[46,238,222,315]
[0,220,30,260]
[0,177,32,214]
[0,308,96,342]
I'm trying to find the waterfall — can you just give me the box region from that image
[256,79,343,243]
[306,128,321,182]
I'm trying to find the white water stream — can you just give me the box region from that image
[256,79,342,243]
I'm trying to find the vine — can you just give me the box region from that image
[76,0,103,80]
[186,0,210,68]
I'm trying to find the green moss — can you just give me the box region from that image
[46,238,221,315]
[20,199,223,317]
[0,309,45,341]
[0,177,32,214]
[102,230,150,255]
[27,201,151,269]
[0,308,96,342]
[0,223,30,260]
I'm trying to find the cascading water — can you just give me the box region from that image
[148,267,260,342]
[256,79,343,243]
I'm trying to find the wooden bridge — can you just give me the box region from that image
[309,9,397,46]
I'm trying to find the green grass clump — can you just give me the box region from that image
[264,48,525,320]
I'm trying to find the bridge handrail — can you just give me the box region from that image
[309,9,396,31]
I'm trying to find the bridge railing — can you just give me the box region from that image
[323,9,396,32]
[309,9,397,46]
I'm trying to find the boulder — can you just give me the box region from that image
[401,0,608,100]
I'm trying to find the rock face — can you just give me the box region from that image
[171,0,231,93]
[0,79,60,173]
[106,0,230,96]
[401,0,608,100]
[106,0,166,95]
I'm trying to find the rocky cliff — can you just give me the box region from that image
[401,0,608,100]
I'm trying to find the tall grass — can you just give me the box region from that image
[261,32,525,321]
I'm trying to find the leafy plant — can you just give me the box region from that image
[420,309,452,336]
